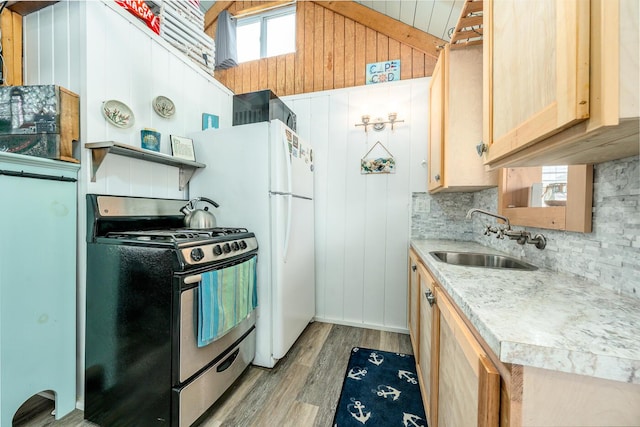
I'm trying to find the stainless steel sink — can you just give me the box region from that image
[430,251,537,271]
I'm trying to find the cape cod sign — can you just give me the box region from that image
[366,60,401,85]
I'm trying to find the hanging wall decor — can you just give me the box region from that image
[361,141,396,174]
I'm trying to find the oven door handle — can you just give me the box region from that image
[184,274,202,284]
[217,349,240,372]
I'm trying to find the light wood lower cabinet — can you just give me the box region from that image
[436,287,500,427]
[417,261,438,424]
[409,248,499,427]
[408,250,421,361]
[409,248,640,427]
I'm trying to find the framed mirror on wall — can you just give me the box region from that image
[498,165,594,232]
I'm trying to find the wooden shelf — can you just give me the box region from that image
[85,141,206,191]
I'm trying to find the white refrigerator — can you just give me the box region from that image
[189,119,315,368]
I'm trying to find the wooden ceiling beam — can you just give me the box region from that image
[314,1,445,58]
[204,1,233,31]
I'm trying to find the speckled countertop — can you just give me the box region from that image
[411,239,640,385]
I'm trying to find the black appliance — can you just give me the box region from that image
[84,194,258,427]
[232,89,297,131]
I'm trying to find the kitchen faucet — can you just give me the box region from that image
[466,208,547,249]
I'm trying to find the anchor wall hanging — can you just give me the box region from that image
[360,141,396,174]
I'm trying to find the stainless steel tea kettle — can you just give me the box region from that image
[180,197,219,229]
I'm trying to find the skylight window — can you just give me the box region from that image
[236,5,296,63]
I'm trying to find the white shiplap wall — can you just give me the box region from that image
[23,0,233,406]
[284,78,429,332]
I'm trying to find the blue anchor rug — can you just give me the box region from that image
[332,347,427,427]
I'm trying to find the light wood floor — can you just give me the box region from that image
[14,322,412,427]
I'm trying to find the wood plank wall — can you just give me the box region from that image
[207,1,437,96]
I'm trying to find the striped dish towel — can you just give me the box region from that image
[198,256,257,347]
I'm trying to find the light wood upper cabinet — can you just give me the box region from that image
[484,0,590,159]
[429,44,497,193]
[483,0,640,168]
[428,52,445,192]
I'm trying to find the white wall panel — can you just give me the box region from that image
[68,3,81,90]
[38,6,54,84]
[285,77,430,332]
[23,13,40,84]
[361,88,390,327]
[52,5,70,87]
[383,84,413,329]
[341,90,369,324]
[322,93,349,322]
[310,95,331,320]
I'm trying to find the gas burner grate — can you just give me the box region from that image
[177,227,249,236]
[104,227,250,242]
[172,231,217,239]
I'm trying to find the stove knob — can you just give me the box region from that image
[231,242,239,251]
[239,240,248,250]
[213,245,223,256]
[223,243,231,254]
[190,248,205,262]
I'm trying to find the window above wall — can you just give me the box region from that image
[236,5,296,63]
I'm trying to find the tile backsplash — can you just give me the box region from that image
[411,156,640,299]
[411,191,475,240]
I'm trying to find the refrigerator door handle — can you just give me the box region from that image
[283,194,292,262]
[283,128,293,195]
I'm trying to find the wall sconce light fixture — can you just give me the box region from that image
[355,113,405,132]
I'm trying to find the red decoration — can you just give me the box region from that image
[115,0,161,35]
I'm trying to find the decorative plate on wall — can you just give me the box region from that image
[102,100,134,129]
[152,96,176,118]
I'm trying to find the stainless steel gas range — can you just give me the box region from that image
[84,195,258,427]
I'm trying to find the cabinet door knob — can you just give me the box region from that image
[411,264,417,272]
[434,174,441,182]
[476,142,488,157]
[425,289,436,307]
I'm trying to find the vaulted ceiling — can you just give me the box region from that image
[354,1,464,42]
